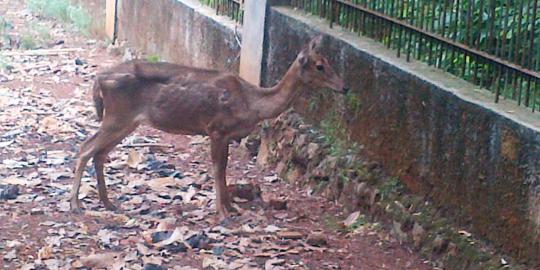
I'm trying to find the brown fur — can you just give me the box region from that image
[70,36,346,218]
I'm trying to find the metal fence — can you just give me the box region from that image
[291,0,540,112]
[200,0,244,23]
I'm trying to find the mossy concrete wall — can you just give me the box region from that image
[262,7,540,265]
[116,0,240,71]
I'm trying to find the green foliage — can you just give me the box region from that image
[379,177,403,200]
[294,0,540,110]
[146,54,161,63]
[19,33,37,49]
[0,56,13,72]
[344,92,362,114]
[26,0,91,34]
[68,5,91,33]
[320,110,348,156]
[18,23,53,50]
[0,16,13,49]
[0,16,13,35]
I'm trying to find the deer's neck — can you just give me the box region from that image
[252,63,304,120]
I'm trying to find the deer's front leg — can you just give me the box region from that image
[210,137,236,218]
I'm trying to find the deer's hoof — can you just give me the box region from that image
[70,205,83,214]
[218,204,238,218]
[70,199,84,214]
[102,200,118,212]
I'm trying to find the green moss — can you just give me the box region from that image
[146,54,161,63]
[379,177,402,201]
[344,92,362,114]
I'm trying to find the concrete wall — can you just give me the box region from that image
[117,0,241,71]
[262,7,540,263]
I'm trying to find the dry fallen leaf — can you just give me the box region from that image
[126,149,143,168]
[155,226,190,247]
[265,258,285,270]
[276,231,303,240]
[38,245,54,260]
[38,116,60,133]
[202,256,228,269]
[148,177,177,192]
[77,252,120,268]
[343,211,361,227]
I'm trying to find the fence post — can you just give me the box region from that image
[239,0,268,85]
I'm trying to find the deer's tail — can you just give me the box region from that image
[92,79,104,122]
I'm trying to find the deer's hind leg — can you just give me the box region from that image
[70,121,138,213]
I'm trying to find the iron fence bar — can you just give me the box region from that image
[329,0,540,81]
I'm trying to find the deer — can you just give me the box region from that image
[69,35,347,218]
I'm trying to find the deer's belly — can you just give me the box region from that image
[146,104,214,135]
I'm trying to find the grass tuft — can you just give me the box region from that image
[26,0,91,34]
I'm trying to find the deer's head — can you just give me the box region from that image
[296,35,348,94]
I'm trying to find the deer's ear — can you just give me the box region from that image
[309,35,323,52]
[298,51,309,67]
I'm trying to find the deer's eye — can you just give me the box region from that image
[316,64,324,71]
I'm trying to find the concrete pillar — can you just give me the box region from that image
[106,0,118,42]
[239,0,268,86]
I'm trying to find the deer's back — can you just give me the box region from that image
[147,74,253,136]
[96,61,255,137]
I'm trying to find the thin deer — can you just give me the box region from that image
[70,35,347,218]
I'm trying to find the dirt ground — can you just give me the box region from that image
[0,1,434,269]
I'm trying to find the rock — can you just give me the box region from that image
[296,134,308,147]
[268,199,287,210]
[106,43,122,56]
[307,143,320,160]
[256,137,270,166]
[306,233,327,247]
[411,222,425,248]
[186,232,211,249]
[143,263,167,270]
[4,249,16,261]
[163,243,188,253]
[392,221,407,243]
[151,231,173,243]
[122,48,134,62]
[228,183,261,202]
[212,246,224,256]
[432,235,449,254]
[242,135,260,157]
[276,231,303,240]
[74,58,85,66]
[30,208,45,215]
[0,184,19,200]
